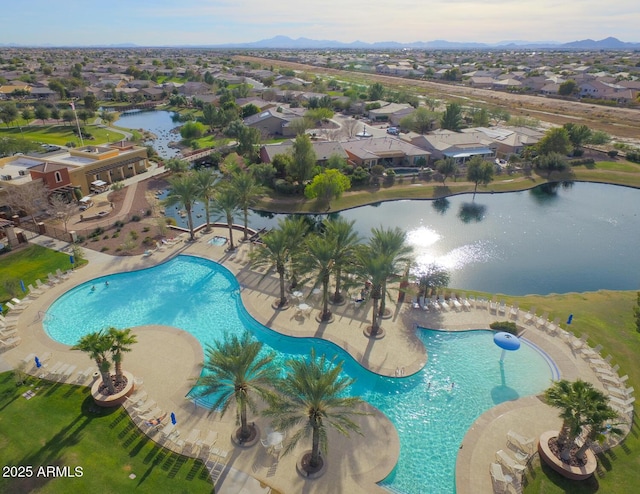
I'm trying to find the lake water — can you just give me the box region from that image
[115,110,183,159]
[163,182,640,296]
[122,111,640,296]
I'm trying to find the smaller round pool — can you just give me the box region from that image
[208,236,228,246]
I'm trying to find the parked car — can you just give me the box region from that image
[79,197,94,211]
[387,127,399,136]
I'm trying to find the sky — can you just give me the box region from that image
[2,0,639,46]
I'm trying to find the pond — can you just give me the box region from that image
[115,110,184,159]
[162,182,640,296]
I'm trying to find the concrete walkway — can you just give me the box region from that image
[0,228,631,494]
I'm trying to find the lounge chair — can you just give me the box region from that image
[55,268,70,280]
[60,365,77,381]
[496,449,526,478]
[27,284,43,297]
[451,296,462,312]
[75,366,95,384]
[490,463,509,494]
[535,312,548,329]
[0,336,21,349]
[569,333,588,351]
[544,317,560,335]
[462,297,471,311]
[142,250,153,258]
[524,308,536,324]
[0,328,18,339]
[439,297,450,311]
[5,302,25,314]
[506,430,535,455]
[489,300,498,313]
[205,450,227,484]
[509,304,519,320]
[589,354,613,370]
[416,296,424,310]
[132,400,157,416]
[497,301,506,316]
[606,386,634,399]
[47,273,61,285]
[198,430,219,459]
[40,361,63,378]
[36,279,50,290]
[183,428,201,455]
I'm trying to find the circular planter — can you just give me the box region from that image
[296,450,327,479]
[538,430,597,481]
[231,423,260,448]
[91,370,135,408]
[363,326,385,339]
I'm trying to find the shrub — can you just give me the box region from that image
[100,246,109,252]
[143,236,155,246]
[165,217,177,226]
[129,231,139,240]
[626,151,640,163]
[489,321,518,335]
[274,179,297,195]
[90,227,104,238]
[146,209,152,216]
[142,226,150,232]
[111,232,119,238]
[131,215,141,222]
[114,220,125,228]
[569,158,595,167]
[75,235,85,243]
[102,235,109,240]
[607,150,619,158]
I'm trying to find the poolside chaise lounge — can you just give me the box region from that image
[605,386,634,399]
[47,273,61,285]
[496,449,526,479]
[197,430,219,459]
[497,300,506,316]
[509,304,519,320]
[55,268,71,280]
[60,365,77,381]
[205,449,228,485]
[181,428,201,455]
[490,462,511,494]
[75,366,95,384]
[506,430,535,455]
[0,328,18,339]
[5,302,26,314]
[27,284,43,297]
[535,312,548,329]
[0,336,22,349]
[523,309,535,324]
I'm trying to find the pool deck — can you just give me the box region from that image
[1,228,630,494]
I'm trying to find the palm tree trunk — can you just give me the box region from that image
[321,277,331,321]
[227,214,235,250]
[99,359,115,394]
[333,268,343,303]
[115,361,123,385]
[240,401,250,440]
[186,205,195,241]
[277,266,287,307]
[203,198,211,232]
[243,208,249,241]
[378,280,387,318]
[371,297,380,335]
[310,418,321,468]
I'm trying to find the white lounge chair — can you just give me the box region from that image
[506,430,535,455]
[60,365,77,381]
[47,273,61,285]
[490,462,509,494]
[439,297,450,311]
[5,302,25,314]
[535,312,548,329]
[497,301,506,316]
[75,366,95,383]
[0,336,21,349]
[198,430,219,458]
[496,449,526,478]
[183,428,201,455]
[55,268,70,280]
[510,304,519,320]
[606,386,634,399]
[451,297,462,311]
[524,308,536,324]
[0,328,18,339]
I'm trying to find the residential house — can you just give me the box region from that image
[341,137,430,168]
[259,140,348,166]
[411,130,496,163]
[463,127,543,157]
[367,102,415,122]
[243,108,296,137]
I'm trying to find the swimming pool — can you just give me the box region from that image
[44,255,554,493]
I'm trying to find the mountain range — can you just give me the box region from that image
[2,36,639,50]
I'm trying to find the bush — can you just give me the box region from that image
[100,246,109,252]
[131,215,141,222]
[112,232,119,238]
[75,235,85,243]
[142,226,150,232]
[569,158,595,167]
[114,220,125,228]
[143,236,155,246]
[489,321,518,335]
[89,227,104,238]
[274,179,297,195]
[607,150,619,158]
[129,231,139,240]
[102,235,109,240]
[626,151,640,163]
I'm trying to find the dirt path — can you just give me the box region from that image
[235,55,640,140]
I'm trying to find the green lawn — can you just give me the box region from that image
[583,160,640,173]
[0,372,213,494]
[0,124,125,146]
[0,244,86,306]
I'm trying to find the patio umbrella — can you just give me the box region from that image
[170,412,177,425]
[35,356,41,368]
[20,280,26,293]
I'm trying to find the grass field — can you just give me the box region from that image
[0,124,126,146]
[0,372,214,494]
[0,244,86,306]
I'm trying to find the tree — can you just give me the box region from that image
[72,330,115,395]
[201,103,220,132]
[249,225,291,308]
[634,292,640,333]
[263,349,365,472]
[469,107,490,127]
[304,169,351,207]
[354,248,388,335]
[436,157,458,185]
[489,108,511,126]
[288,134,316,183]
[288,117,313,137]
[0,103,18,127]
[300,234,336,321]
[164,157,189,174]
[558,80,579,96]
[324,218,360,304]
[84,93,99,112]
[163,172,200,241]
[194,168,219,232]
[180,121,205,141]
[62,109,75,126]
[210,186,240,251]
[3,180,49,230]
[544,379,618,461]
[411,107,438,134]
[196,332,277,442]
[108,327,137,386]
[369,227,413,320]
[229,172,266,241]
[47,194,76,233]
[100,110,116,126]
[440,103,463,131]
[535,152,568,178]
[281,216,309,290]
[466,156,494,195]
[236,125,262,158]
[21,108,33,122]
[563,123,592,152]
[368,82,385,101]
[537,127,572,156]
[34,105,50,125]
[326,154,347,171]
[416,263,450,299]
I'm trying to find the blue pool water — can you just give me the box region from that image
[44,256,553,493]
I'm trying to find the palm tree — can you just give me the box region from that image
[72,330,115,394]
[163,172,200,241]
[544,379,619,461]
[355,246,390,336]
[194,168,219,232]
[249,226,291,308]
[196,332,277,442]
[324,218,360,304]
[300,234,336,321]
[263,349,366,472]
[281,217,309,291]
[210,186,240,251]
[229,172,266,241]
[107,327,137,386]
[369,227,414,319]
